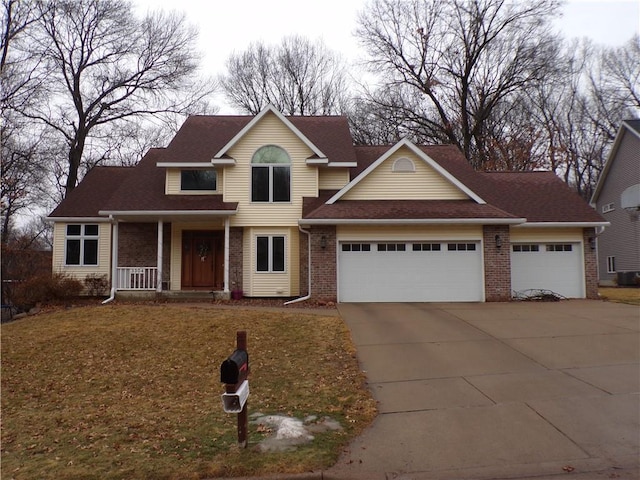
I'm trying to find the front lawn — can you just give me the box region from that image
[1,304,376,479]
[599,287,640,305]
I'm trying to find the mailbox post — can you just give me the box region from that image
[220,331,249,447]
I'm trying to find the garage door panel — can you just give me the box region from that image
[339,242,483,302]
[511,243,583,298]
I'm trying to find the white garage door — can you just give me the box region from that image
[338,241,483,302]
[511,243,584,298]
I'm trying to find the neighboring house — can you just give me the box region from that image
[591,119,640,286]
[48,105,606,303]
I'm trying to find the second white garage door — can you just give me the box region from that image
[338,241,484,302]
[511,243,584,298]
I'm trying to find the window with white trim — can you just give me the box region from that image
[546,244,573,252]
[256,235,285,272]
[607,256,616,273]
[251,145,290,202]
[412,243,442,251]
[378,243,406,252]
[65,224,99,265]
[602,203,615,213]
[181,169,216,191]
[341,243,371,252]
[447,243,476,251]
[392,157,415,172]
[513,244,540,252]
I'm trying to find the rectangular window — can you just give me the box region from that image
[341,243,371,252]
[602,203,615,213]
[412,243,442,251]
[252,166,290,202]
[65,224,99,266]
[377,243,406,252]
[181,169,216,191]
[256,236,286,272]
[447,243,477,251]
[546,244,573,252]
[512,244,540,252]
[607,256,616,273]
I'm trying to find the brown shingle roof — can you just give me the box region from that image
[304,199,517,221]
[49,166,132,217]
[100,149,237,213]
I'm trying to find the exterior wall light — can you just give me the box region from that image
[320,235,327,249]
[589,237,596,250]
[495,235,502,248]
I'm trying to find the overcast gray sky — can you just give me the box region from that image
[133,0,639,112]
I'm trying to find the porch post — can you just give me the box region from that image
[224,217,230,292]
[156,220,163,293]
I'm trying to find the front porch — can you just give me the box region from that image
[110,218,244,297]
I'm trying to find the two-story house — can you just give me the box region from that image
[48,105,607,303]
[591,119,640,286]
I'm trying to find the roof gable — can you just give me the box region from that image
[213,104,327,161]
[328,138,485,204]
[591,119,640,203]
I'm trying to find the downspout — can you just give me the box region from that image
[284,225,312,305]
[102,217,118,304]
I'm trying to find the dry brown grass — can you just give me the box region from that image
[599,287,640,305]
[1,304,377,479]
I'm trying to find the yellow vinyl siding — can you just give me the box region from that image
[342,147,468,201]
[51,222,112,285]
[319,168,350,190]
[224,112,317,226]
[243,226,299,297]
[510,227,583,243]
[166,168,221,195]
[337,224,482,241]
[169,220,226,291]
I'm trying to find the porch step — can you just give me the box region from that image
[116,290,230,301]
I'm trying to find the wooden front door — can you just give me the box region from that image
[182,231,224,289]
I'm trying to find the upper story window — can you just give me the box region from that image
[251,145,290,202]
[65,224,98,266]
[392,157,415,172]
[602,203,615,213]
[181,169,217,191]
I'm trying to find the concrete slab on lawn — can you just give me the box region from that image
[465,370,604,403]
[563,364,640,394]
[505,333,640,369]
[356,339,544,383]
[334,402,589,476]
[528,393,640,458]
[372,377,494,413]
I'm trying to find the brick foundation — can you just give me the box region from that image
[483,225,512,302]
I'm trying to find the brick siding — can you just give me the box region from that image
[308,226,337,301]
[229,227,243,291]
[583,227,599,299]
[483,225,512,302]
[118,222,171,283]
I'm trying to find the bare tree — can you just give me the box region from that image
[11,0,216,198]
[220,35,349,115]
[355,0,562,169]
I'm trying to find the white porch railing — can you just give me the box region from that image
[116,267,158,290]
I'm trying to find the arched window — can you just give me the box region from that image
[251,145,291,202]
[392,157,416,172]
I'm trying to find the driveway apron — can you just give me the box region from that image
[329,301,640,480]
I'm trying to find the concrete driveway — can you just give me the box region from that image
[329,301,640,480]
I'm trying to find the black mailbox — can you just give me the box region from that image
[220,349,249,384]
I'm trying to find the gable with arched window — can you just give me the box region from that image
[251,145,291,202]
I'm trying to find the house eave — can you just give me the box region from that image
[300,217,527,226]
[45,216,111,222]
[98,209,237,219]
[156,162,219,168]
[514,221,611,228]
